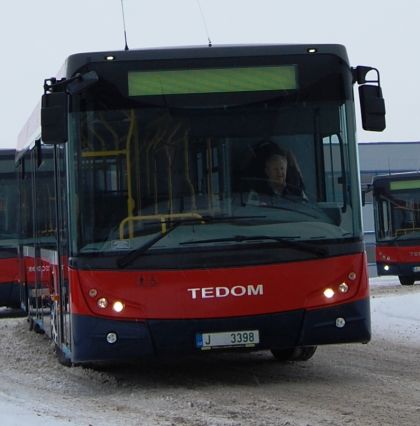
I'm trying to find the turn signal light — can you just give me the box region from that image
[97,298,108,309]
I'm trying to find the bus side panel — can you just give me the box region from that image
[0,256,19,307]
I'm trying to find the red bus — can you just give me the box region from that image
[373,172,420,285]
[17,44,385,365]
[0,149,19,308]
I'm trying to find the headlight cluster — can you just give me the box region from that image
[88,289,125,313]
[322,271,355,300]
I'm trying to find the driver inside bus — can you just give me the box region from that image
[247,140,307,205]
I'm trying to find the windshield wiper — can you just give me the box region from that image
[117,222,185,268]
[257,202,322,220]
[116,215,268,268]
[180,235,328,257]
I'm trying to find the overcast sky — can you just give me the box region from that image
[0,0,418,149]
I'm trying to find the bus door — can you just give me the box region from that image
[48,144,71,353]
[29,143,55,334]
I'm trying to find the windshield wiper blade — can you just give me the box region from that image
[117,221,186,268]
[116,232,166,268]
[180,235,328,257]
[117,215,267,268]
[202,214,267,223]
[258,203,321,219]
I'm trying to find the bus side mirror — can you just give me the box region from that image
[41,92,68,144]
[353,66,386,132]
[359,84,386,132]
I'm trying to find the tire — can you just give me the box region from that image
[399,276,415,286]
[271,346,317,362]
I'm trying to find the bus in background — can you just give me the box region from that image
[17,44,385,365]
[0,149,19,308]
[372,172,420,285]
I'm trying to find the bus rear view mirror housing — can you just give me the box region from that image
[359,85,386,132]
[41,92,68,144]
[41,71,99,144]
[353,66,386,132]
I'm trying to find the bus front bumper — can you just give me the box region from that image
[70,298,370,363]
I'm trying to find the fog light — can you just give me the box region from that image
[338,283,349,293]
[97,297,108,309]
[106,332,118,344]
[112,301,124,313]
[336,317,346,328]
[384,265,390,271]
[323,288,335,299]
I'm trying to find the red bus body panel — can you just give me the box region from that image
[0,257,18,284]
[0,256,19,307]
[376,244,420,264]
[69,253,368,320]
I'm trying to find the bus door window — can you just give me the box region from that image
[378,197,392,238]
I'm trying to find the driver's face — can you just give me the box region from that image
[265,155,288,190]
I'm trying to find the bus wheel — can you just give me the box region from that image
[271,346,317,362]
[399,276,415,286]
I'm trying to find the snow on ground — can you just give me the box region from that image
[0,275,419,425]
[370,276,420,347]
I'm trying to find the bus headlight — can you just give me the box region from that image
[384,264,390,271]
[323,288,335,299]
[112,301,125,313]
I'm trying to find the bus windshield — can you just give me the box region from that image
[374,180,420,242]
[68,57,362,259]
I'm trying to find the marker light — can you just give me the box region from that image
[384,265,390,271]
[106,332,118,344]
[348,272,357,281]
[338,283,349,293]
[97,298,108,309]
[112,301,125,313]
[105,55,115,61]
[88,289,97,298]
[323,288,335,299]
[307,47,318,54]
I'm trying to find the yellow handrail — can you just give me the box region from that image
[125,110,136,237]
[395,227,420,236]
[119,212,203,240]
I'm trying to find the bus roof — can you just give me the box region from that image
[372,171,420,186]
[17,43,350,161]
[64,44,349,77]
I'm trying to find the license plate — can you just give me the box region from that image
[196,329,259,350]
[413,266,420,272]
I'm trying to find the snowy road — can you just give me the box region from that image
[1,277,419,426]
